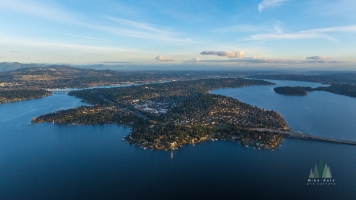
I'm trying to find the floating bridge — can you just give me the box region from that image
[48,89,77,94]
[250,128,356,146]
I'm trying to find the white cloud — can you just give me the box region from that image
[184,58,202,63]
[156,55,174,61]
[0,36,150,63]
[63,34,109,42]
[0,0,80,24]
[0,1,193,44]
[246,32,337,41]
[258,0,288,13]
[200,51,245,58]
[85,17,196,43]
[301,25,356,33]
[306,56,328,59]
[243,24,356,42]
[211,24,270,33]
[105,16,169,35]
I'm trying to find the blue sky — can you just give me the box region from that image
[1,0,356,69]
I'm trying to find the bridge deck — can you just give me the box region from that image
[250,128,356,145]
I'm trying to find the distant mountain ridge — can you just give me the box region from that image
[0,62,43,72]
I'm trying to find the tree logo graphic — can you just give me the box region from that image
[307,159,335,186]
[308,159,332,178]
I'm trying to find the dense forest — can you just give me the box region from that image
[274,85,356,98]
[0,89,51,104]
[317,84,356,97]
[273,87,309,96]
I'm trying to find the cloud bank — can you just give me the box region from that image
[258,0,288,13]
[156,55,174,61]
[200,51,245,58]
[191,56,342,66]
[306,56,328,59]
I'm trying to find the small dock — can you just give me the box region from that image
[250,128,356,146]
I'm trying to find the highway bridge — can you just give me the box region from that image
[48,89,78,94]
[51,91,69,94]
[250,128,356,146]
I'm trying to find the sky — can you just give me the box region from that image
[0,0,356,69]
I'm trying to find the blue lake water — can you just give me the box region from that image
[212,80,356,140]
[1,80,356,199]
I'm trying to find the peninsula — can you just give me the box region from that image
[0,89,51,104]
[32,78,289,150]
[250,74,356,98]
[273,85,356,97]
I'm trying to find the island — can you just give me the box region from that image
[32,78,289,151]
[0,89,51,104]
[273,86,312,96]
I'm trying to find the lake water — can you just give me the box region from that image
[1,80,356,199]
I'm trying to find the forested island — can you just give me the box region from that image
[0,89,51,104]
[274,86,309,96]
[32,78,288,151]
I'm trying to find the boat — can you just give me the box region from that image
[170,151,173,159]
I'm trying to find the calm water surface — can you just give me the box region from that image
[212,80,356,140]
[1,80,356,200]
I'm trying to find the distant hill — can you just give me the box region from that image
[0,65,249,89]
[0,62,44,72]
